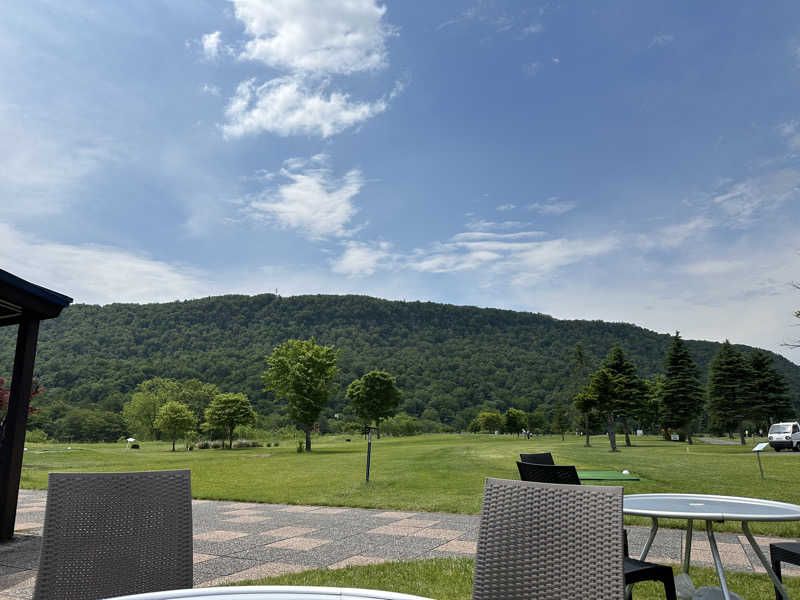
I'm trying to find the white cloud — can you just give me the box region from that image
[528,198,576,215]
[711,169,800,225]
[245,155,364,239]
[649,33,675,48]
[0,223,207,304]
[778,120,800,149]
[635,217,714,250]
[331,241,393,276]
[552,57,560,64]
[0,115,112,217]
[466,219,529,231]
[201,31,222,59]
[496,203,516,211]
[232,0,393,75]
[201,83,221,96]
[451,231,546,241]
[522,24,543,36]
[221,76,389,139]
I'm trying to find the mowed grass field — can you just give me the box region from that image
[20,433,800,536]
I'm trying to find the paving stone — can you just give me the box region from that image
[391,519,439,528]
[222,516,272,524]
[374,511,417,519]
[220,508,267,516]
[411,528,464,540]
[435,540,477,554]
[311,508,352,515]
[201,562,306,586]
[267,537,332,551]
[193,553,216,564]
[367,525,423,536]
[194,556,261,577]
[279,506,319,513]
[328,555,387,569]
[262,526,318,539]
[193,530,249,542]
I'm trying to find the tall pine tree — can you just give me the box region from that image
[603,346,646,447]
[707,340,751,445]
[749,350,793,425]
[661,332,703,444]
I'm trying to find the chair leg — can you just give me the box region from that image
[661,572,677,600]
[772,557,783,600]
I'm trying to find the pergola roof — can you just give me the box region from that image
[0,268,72,541]
[0,269,72,326]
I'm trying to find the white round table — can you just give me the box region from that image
[104,586,435,600]
[624,493,800,600]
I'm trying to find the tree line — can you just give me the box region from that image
[3,294,797,441]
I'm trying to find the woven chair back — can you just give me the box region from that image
[473,478,624,600]
[34,470,192,600]
[516,461,581,485]
[518,452,555,465]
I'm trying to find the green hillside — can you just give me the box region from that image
[1,293,798,430]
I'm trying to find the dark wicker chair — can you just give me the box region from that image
[518,452,555,465]
[516,461,676,600]
[516,461,580,484]
[33,470,193,600]
[770,542,800,600]
[473,477,626,599]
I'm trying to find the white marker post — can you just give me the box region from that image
[752,442,769,479]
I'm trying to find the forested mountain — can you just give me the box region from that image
[1,293,799,432]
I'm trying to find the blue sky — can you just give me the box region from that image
[1,1,799,361]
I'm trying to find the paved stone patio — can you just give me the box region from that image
[1,488,798,598]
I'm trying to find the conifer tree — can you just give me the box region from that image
[707,341,751,444]
[661,332,703,444]
[602,346,646,447]
[749,350,793,424]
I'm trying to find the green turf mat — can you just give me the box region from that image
[577,470,639,481]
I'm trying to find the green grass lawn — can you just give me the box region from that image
[237,558,800,600]
[20,433,800,535]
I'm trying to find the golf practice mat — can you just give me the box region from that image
[577,470,640,481]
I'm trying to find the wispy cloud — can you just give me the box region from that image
[222,76,391,139]
[466,219,530,231]
[527,197,575,215]
[201,83,221,96]
[635,217,714,250]
[0,223,207,304]
[778,120,800,149]
[244,154,364,239]
[711,169,800,225]
[649,33,675,48]
[496,203,516,211]
[522,23,543,36]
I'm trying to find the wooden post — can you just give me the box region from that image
[0,317,40,541]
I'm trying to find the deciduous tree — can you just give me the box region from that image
[588,368,623,452]
[204,393,255,449]
[346,370,402,436]
[504,407,527,436]
[122,377,180,440]
[263,338,339,452]
[154,401,195,451]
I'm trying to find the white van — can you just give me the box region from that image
[768,422,800,451]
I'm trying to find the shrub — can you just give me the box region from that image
[130,443,140,449]
[251,440,262,447]
[210,440,223,449]
[196,440,210,449]
[296,441,304,453]
[25,429,48,443]
[232,439,250,448]
[266,442,272,447]
[273,441,279,447]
